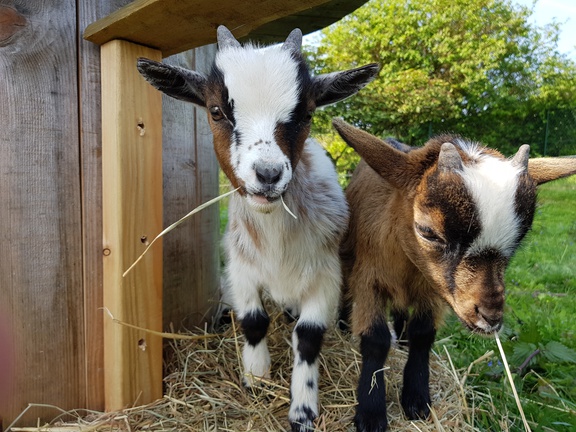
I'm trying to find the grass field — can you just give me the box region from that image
[436,175,576,431]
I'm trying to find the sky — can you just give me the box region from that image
[514,0,576,58]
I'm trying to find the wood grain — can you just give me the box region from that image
[0,0,84,425]
[101,39,163,410]
[162,45,220,331]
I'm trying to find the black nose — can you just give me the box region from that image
[255,165,282,185]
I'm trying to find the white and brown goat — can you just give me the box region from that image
[333,118,576,432]
[137,27,378,431]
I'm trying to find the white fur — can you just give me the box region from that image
[243,340,272,386]
[461,154,523,257]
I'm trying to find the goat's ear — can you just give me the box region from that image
[137,58,207,107]
[332,118,409,185]
[282,28,303,53]
[313,63,379,107]
[527,155,576,185]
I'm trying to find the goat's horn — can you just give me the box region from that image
[438,142,463,172]
[217,25,241,50]
[511,144,530,169]
[282,28,302,52]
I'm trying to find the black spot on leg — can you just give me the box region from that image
[306,379,315,389]
[295,323,325,364]
[241,309,270,346]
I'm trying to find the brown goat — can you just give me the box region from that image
[333,118,576,432]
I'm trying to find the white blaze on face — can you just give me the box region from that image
[215,44,302,197]
[461,153,524,257]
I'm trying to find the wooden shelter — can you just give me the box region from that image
[0,0,366,428]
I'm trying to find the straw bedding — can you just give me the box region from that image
[13,311,476,432]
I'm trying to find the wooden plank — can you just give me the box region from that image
[78,0,135,412]
[162,44,220,331]
[101,40,163,410]
[0,0,85,427]
[83,0,334,56]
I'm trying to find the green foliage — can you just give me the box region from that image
[308,0,576,155]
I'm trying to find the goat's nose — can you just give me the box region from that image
[476,306,503,329]
[255,165,282,185]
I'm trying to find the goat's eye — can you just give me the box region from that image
[415,223,444,244]
[209,106,224,121]
[305,111,313,123]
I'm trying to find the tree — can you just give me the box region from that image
[308,0,576,157]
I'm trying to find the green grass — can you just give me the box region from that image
[437,176,576,431]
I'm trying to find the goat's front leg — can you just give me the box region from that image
[401,310,436,419]
[355,315,391,432]
[352,282,391,432]
[227,269,271,387]
[289,274,339,432]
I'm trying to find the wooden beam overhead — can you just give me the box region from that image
[84,0,367,57]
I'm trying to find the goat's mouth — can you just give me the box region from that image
[245,191,283,213]
[456,312,502,335]
[462,319,502,336]
[250,192,280,204]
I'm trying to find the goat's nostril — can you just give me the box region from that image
[255,166,282,185]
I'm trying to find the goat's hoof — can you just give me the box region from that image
[401,392,431,420]
[289,405,317,432]
[289,419,315,432]
[354,411,387,432]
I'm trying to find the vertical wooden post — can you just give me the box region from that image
[101,40,163,410]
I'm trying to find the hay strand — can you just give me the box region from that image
[280,194,298,219]
[102,307,217,341]
[495,332,531,432]
[123,188,239,277]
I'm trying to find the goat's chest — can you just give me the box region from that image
[225,209,334,302]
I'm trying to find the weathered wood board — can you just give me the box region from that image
[162,45,220,331]
[0,0,85,424]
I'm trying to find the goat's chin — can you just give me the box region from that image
[246,194,281,214]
